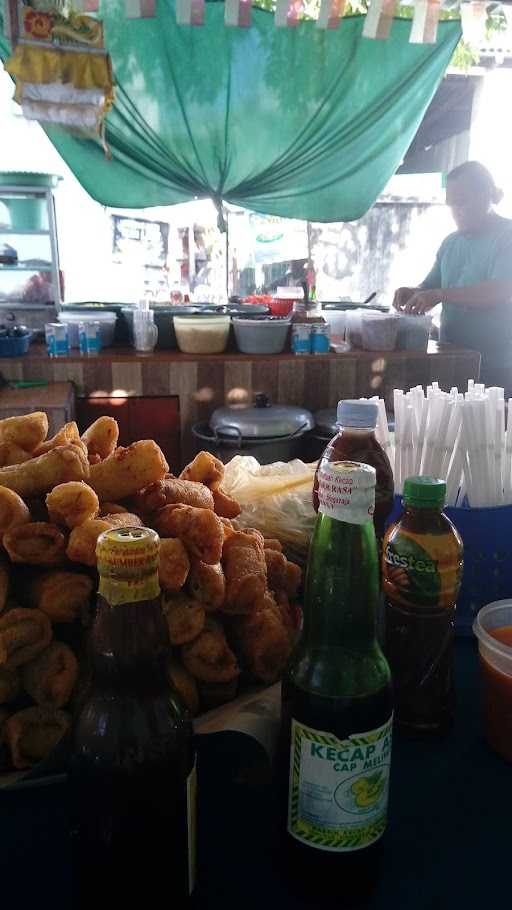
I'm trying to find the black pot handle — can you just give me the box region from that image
[213,424,243,446]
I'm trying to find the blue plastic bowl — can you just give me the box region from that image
[0,332,31,357]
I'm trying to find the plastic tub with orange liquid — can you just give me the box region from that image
[473,600,512,762]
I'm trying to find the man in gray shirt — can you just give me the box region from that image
[393,161,512,391]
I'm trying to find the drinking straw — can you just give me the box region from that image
[393,390,404,493]
[504,399,512,504]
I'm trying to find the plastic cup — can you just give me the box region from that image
[473,599,512,762]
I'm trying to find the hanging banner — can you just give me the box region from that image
[225,0,252,27]
[125,0,156,17]
[316,0,345,31]
[249,213,308,265]
[410,0,441,44]
[176,0,204,25]
[362,0,395,40]
[275,0,302,28]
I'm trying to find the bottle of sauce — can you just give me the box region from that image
[313,399,394,544]
[70,527,196,907]
[383,476,463,735]
[279,461,393,902]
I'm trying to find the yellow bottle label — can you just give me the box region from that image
[383,525,463,610]
[98,572,160,606]
[288,716,392,852]
[187,759,197,895]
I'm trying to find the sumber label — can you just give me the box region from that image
[98,573,160,606]
[288,716,392,852]
[317,462,375,525]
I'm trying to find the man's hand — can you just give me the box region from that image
[403,289,441,314]
[393,287,417,311]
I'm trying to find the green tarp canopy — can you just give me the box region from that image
[0,3,460,221]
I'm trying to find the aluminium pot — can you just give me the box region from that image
[192,394,314,465]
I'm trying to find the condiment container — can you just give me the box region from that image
[232,316,291,355]
[361,312,399,352]
[473,600,512,763]
[396,314,432,352]
[59,311,117,349]
[174,315,230,354]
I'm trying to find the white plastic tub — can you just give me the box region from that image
[173,315,230,354]
[361,312,399,351]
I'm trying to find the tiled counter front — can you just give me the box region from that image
[0,345,481,459]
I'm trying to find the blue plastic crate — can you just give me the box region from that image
[387,496,512,635]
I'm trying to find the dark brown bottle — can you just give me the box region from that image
[70,527,195,907]
[313,399,394,543]
[383,476,463,734]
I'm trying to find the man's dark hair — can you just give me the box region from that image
[447,161,503,204]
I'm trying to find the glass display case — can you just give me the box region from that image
[0,172,62,311]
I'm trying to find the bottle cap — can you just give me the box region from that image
[97,526,159,579]
[403,476,446,509]
[337,399,378,429]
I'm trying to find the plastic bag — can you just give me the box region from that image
[222,456,317,565]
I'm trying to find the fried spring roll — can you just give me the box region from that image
[181,619,239,684]
[0,444,89,498]
[264,548,288,593]
[0,442,32,466]
[179,451,224,490]
[5,706,70,769]
[188,560,225,611]
[66,513,142,567]
[0,608,52,669]
[89,440,168,501]
[46,481,99,529]
[0,487,31,536]
[163,593,206,646]
[3,521,67,566]
[0,557,9,615]
[29,570,94,623]
[0,412,48,452]
[167,657,200,716]
[221,531,267,614]
[22,642,78,709]
[0,666,20,704]
[159,539,190,593]
[33,421,84,456]
[81,416,119,462]
[135,477,214,515]
[154,504,224,565]
[211,487,241,519]
[233,593,293,684]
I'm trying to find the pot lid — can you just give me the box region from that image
[314,408,338,435]
[210,394,314,440]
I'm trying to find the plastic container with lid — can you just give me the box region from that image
[59,311,117,348]
[473,600,512,763]
[396,314,432,352]
[361,312,399,351]
[173,315,230,354]
[232,316,291,354]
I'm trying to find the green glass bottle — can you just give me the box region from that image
[279,461,393,901]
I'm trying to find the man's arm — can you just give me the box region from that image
[405,279,512,314]
[393,257,442,311]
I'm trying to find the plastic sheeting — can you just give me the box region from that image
[0,2,461,220]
